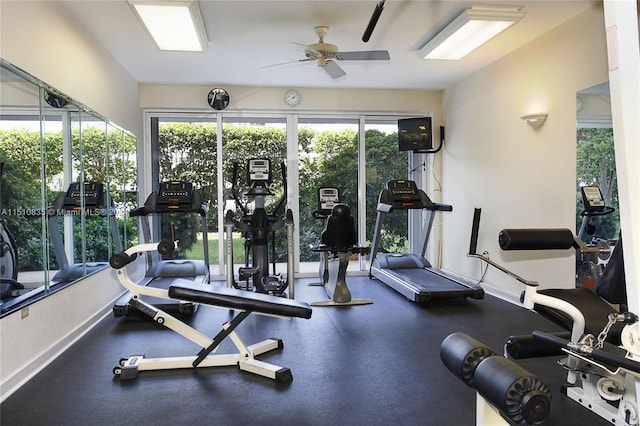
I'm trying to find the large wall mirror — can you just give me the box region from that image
[0,59,137,316]
[575,82,619,290]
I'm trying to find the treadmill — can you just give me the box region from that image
[48,182,123,284]
[112,181,210,316]
[369,180,484,302]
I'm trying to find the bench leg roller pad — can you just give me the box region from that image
[474,356,551,425]
[440,332,495,388]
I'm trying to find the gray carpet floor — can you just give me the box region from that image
[1,277,612,425]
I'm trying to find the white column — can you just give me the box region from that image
[602,0,640,315]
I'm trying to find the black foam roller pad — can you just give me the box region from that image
[475,356,551,425]
[499,228,575,251]
[440,332,495,388]
[506,332,570,359]
[109,251,135,269]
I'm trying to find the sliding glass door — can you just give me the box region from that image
[148,112,426,279]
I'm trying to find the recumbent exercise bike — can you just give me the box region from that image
[309,187,371,306]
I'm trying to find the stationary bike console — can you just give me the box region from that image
[312,187,340,219]
[581,186,606,213]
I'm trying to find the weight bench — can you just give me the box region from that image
[467,210,637,424]
[498,227,624,345]
[110,240,312,382]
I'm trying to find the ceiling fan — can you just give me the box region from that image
[267,26,390,80]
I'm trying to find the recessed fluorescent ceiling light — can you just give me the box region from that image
[418,7,525,60]
[129,1,208,52]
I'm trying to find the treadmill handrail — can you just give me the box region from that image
[371,181,453,264]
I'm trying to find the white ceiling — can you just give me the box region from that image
[62,0,598,90]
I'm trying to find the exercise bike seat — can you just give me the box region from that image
[320,204,357,252]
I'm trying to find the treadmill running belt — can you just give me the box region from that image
[399,268,474,293]
[377,267,484,302]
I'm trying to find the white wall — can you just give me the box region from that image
[0,0,142,401]
[602,0,640,315]
[0,1,141,137]
[139,85,442,115]
[441,5,610,300]
[0,267,126,401]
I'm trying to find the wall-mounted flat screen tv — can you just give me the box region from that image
[398,117,433,152]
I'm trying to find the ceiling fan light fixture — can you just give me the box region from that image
[265,26,389,81]
[128,0,208,52]
[417,6,525,60]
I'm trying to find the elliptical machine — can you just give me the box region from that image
[225,159,294,297]
[0,162,24,300]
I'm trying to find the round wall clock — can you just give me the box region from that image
[208,88,230,110]
[284,89,301,106]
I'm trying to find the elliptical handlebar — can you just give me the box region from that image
[231,161,248,216]
[271,160,288,217]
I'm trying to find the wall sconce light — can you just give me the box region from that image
[417,6,525,60]
[128,0,208,52]
[520,113,548,129]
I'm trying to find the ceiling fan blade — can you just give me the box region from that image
[321,60,346,79]
[336,50,390,61]
[261,58,314,69]
[291,42,321,58]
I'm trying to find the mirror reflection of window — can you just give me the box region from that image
[0,60,137,316]
[576,82,620,290]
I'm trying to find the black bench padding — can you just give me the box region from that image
[168,282,312,319]
[499,228,576,250]
[535,287,622,345]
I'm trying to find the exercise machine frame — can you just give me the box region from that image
[309,187,372,306]
[48,181,122,284]
[467,207,639,425]
[369,179,484,302]
[110,240,312,382]
[441,332,552,426]
[576,185,617,289]
[113,181,210,316]
[225,159,293,296]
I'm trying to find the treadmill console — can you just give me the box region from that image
[380,180,431,209]
[156,181,195,209]
[63,182,104,210]
[133,181,206,217]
